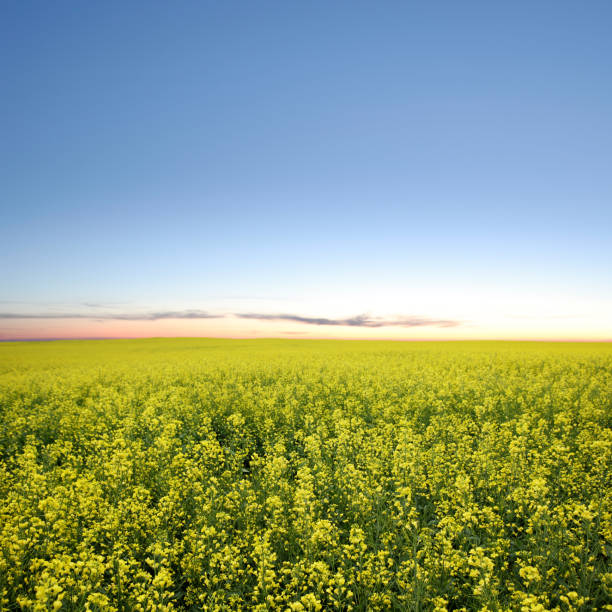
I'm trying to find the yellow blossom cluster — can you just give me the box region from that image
[0,339,610,610]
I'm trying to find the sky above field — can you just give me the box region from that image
[1,1,611,341]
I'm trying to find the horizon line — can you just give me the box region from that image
[1,336,611,344]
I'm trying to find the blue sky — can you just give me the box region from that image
[1,1,611,339]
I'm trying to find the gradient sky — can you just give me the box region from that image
[1,1,611,340]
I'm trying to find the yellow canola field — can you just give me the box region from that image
[0,339,610,611]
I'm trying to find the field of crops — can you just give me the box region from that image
[0,339,610,611]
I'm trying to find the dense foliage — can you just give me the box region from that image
[0,339,611,611]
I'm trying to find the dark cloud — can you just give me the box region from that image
[0,310,222,321]
[114,311,222,321]
[235,313,460,328]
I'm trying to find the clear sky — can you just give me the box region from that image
[1,1,611,341]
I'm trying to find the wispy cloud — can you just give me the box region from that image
[81,302,132,308]
[0,310,461,328]
[236,313,460,328]
[507,313,583,320]
[0,310,222,321]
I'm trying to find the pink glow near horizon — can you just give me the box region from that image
[1,317,610,342]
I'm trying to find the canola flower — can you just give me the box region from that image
[0,339,610,611]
